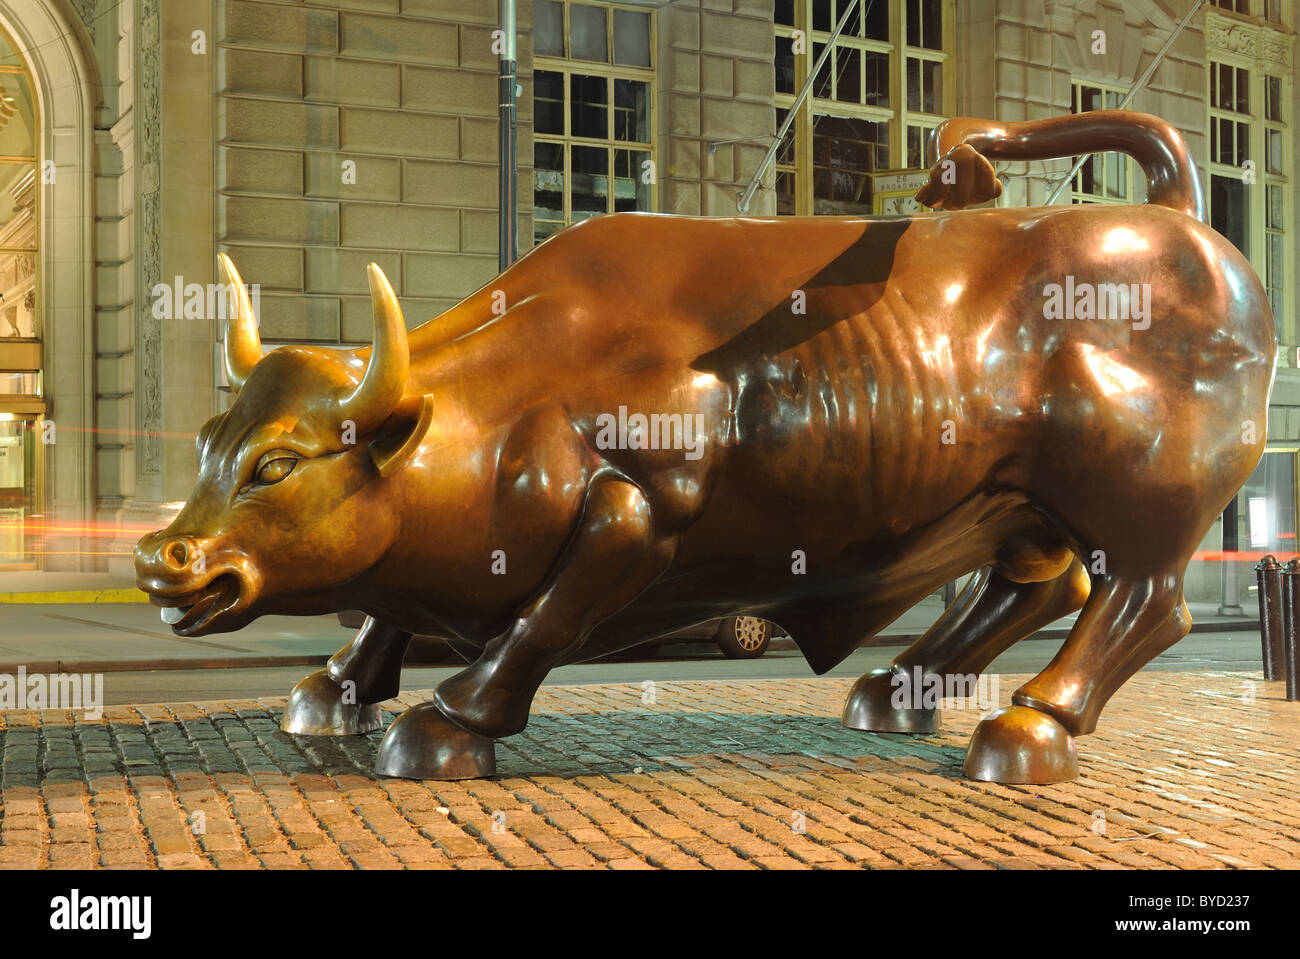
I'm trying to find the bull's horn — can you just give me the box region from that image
[338,263,409,434]
[218,253,262,392]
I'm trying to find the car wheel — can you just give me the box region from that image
[716,616,771,659]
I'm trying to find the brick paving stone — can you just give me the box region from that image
[1,672,1298,869]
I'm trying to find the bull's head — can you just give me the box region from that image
[135,255,431,635]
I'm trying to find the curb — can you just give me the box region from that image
[854,617,1260,648]
[0,655,329,675]
[0,588,148,605]
[0,619,1259,675]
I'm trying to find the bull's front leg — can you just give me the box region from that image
[374,476,670,780]
[281,616,412,736]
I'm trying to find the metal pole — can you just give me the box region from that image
[1045,0,1207,206]
[1282,559,1300,700]
[1256,554,1284,681]
[737,0,863,214]
[1220,503,1245,615]
[498,0,518,270]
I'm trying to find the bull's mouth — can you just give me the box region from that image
[149,574,242,635]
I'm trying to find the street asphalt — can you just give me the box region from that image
[0,595,1267,705]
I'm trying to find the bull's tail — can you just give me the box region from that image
[917,111,1204,221]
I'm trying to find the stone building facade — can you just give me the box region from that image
[0,0,1293,606]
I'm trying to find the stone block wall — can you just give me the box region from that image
[215,0,526,345]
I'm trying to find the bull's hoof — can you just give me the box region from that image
[374,702,496,781]
[841,667,939,734]
[281,669,384,736]
[964,705,1078,784]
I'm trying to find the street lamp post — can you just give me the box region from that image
[498,0,519,271]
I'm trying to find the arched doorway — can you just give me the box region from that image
[0,20,40,567]
[0,2,95,572]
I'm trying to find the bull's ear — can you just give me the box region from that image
[368,394,434,478]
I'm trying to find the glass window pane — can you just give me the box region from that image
[0,250,37,339]
[0,371,39,393]
[835,47,860,103]
[1267,75,1282,121]
[1214,64,1229,110]
[813,0,832,32]
[1210,174,1249,257]
[533,141,564,233]
[907,0,920,47]
[0,162,34,241]
[613,79,649,142]
[776,108,795,165]
[812,43,831,98]
[534,70,564,135]
[923,59,942,113]
[908,124,937,168]
[865,1,888,40]
[1267,128,1283,174]
[1267,232,1283,290]
[570,4,608,62]
[776,170,796,215]
[907,58,919,111]
[1235,120,1248,166]
[813,115,886,215]
[1235,67,1249,114]
[570,73,607,138]
[1077,154,1101,196]
[0,418,35,564]
[613,10,650,67]
[1239,453,1296,556]
[922,0,943,49]
[1268,183,1284,230]
[1214,117,1231,163]
[613,149,650,212]
[864,50,889,107]
[533,0,564,57]
[840,0,861,37]
[1106,153,1127,199]
[0,74,36,159]
[571,145,608,219]
[775,35,795,95]
[775,0,795,27]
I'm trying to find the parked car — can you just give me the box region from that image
[335,612,780,661]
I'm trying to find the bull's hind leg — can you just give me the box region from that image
[281,617,412,736]
[375,476,672,780]
[843,557,1090,734]
[965,572,1190,784]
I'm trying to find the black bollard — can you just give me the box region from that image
[1282,559,1300,702]
[1256,555,1284,681]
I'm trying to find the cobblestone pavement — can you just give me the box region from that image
[0,671,1297,869]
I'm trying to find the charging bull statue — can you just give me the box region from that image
[136,112,1274,784]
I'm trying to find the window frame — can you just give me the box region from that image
[1069,80,1137,205]
[1206,45,1294,344]
[775,0,957,216]
[531,0,657,245]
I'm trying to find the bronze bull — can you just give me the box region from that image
[136,111,1274,784]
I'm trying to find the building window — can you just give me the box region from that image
[1070,81,1133,203]
[774,0,954,215]
[1207,51,1292,336]
[1208,59,1254,258]
[532,0,654,245]
[1212,0,1251,14]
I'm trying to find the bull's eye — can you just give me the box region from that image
[254,451,297,486]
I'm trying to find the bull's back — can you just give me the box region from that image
[412,208,1273,549]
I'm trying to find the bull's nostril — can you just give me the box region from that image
[163,540,191,570]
